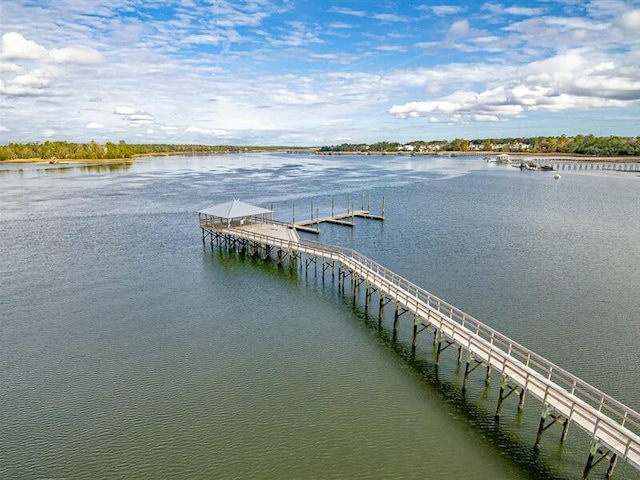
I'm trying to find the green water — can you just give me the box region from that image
[1,154,638,479]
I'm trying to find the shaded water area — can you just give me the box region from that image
[1,154,639,479]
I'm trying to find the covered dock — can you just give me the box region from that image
[198,199,299,243]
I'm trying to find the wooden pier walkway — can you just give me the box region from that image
[550,161,640,172]
[199,217,640,479]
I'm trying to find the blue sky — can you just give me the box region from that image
[1,0,639,145]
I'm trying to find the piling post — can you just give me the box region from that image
[518,388,526,411]
[412,317,418,353]
[462,356,472,391]
[331,198,335,217]
[292,202,296,224]
[382,196,386,218]
[361,192,365,210]
[316,208,319,230]
[310,199,314,221]
[534,407,550,449]
[352,274,358,304]
[583,440,599,479]
[435,335,443,365]
[364,283,371,315]
[606,454,618,479]
[367,193,371,212]
[495,375,508,419]
[560,418,570,443]
[393,303,400,338]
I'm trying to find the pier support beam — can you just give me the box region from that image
[534,407,570,450]
[393,304,408,341]
[435,337,456,365]
[462,357,492,391]
[582,441,617,480]
[364,283,377,316]
[411,315,419,353]
[494,375,525,419]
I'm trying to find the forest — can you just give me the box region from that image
[0,141,292,161]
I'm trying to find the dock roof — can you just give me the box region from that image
[198,199,273,219]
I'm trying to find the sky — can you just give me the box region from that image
[0,0,639,146]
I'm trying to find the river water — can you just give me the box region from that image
[1,154,638,479]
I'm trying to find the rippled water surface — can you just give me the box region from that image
[1,154,639,479]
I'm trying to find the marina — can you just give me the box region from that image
[200,198,640,480]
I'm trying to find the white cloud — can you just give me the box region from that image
[329,7,367,17]
[49,46,105,65]
[0,32,48,60]
[185,126,231,136]
[0,67,57,96]
[86,122,104,129]
[618,9,640,33]
[114,106,136,115]
[130,114,154,121]
[420,5,465,16]
[373,14,407,23]
[447,20,471,39]
[0,32,104,64]
[504,6,545,16]
[472,114,499,122]
[376,45,407,52]
[0,125,9,131]
[183,34,227,45]
[389,50,640,122]
[11,68,55,88]
[0,62,23,73]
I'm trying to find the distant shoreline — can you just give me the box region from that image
[2,149,640,165]
[314,151,640,162]
[0,149,316,164]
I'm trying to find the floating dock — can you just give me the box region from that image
[291,196,385,234]
[198,200,640,480]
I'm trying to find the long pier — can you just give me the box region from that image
[549,161,640,172]
[199,216,640,479]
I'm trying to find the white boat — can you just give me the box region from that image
[554,173,561,179]
[496,153,511,163]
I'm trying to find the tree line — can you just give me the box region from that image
[0,141,291,161]
[319,135,640,156]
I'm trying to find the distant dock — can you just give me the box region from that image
[292,196,385,234]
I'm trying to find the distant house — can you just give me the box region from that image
[398,144,415,152]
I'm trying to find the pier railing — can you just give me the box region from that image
[203,220,640,466]
[298,237,640,432]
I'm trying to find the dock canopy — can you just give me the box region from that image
[198,199,272,220]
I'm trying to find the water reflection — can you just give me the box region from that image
[0,161,133,176]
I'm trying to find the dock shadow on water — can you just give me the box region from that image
[204,246,622,480]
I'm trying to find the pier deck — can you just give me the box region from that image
[200,219,640,478]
